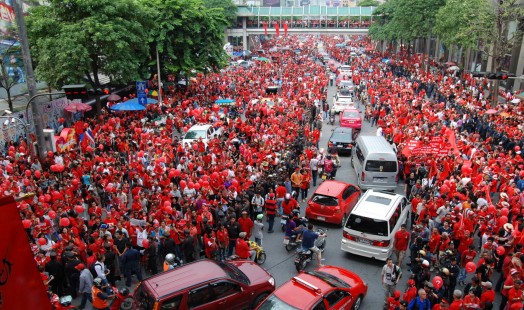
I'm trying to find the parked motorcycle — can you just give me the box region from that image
[329,108,336,125]
[228,240,266,265]
[294,229,327,272]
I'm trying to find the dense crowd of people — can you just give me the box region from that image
[3,33,524,309]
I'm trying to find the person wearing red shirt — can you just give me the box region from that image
[463,290,480,310]
[275,183,287,216]
[235,232,255,260]
[501,269,521,309]
[508,280,524,309]
[449,290,463,310]
[237,211,254,238]
[479,281,495,309]
[282,194,299,216]
[459,244,477,285]
[403,279,418,303]
[393,224,410,266]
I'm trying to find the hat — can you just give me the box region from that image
[504,223,514,231]
[393,290,401,299]
[481,281,493,288]
[256,214,264,220]
[75,263,85,271]
[511,268,519,275]
[408,279,416,286]
[100,224,108,229]
[239,232,247,238]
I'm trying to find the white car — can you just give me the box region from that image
[339,65,352,78]
[182,124,222,147]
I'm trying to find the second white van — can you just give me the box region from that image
[341,190,408,261]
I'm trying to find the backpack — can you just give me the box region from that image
[89,262,102,278]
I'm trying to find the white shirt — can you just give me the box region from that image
[136,229,148,247]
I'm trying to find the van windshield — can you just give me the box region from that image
[134,283,156,310]
[345,214,388,236]
[311,194,338,206]
[185,130,206,140]
[365,160,397,172]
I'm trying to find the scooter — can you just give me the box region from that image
[294,228,327,272]
[228,240,266,265]
[328,109,336,125]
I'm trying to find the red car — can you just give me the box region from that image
[256,266,368,310]
[133,259,275,310]
[339,108,362,130]
[305,180,360,226]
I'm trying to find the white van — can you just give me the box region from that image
[182,124,222,147]
[339,65,352,78]
[341,190,408,261]
[351,136,398,191]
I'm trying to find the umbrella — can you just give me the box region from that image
[110,101,146,111]
[447,66,459,71]
[500,112,510,118]
[215,99,235,106]
[485,109,498,115]
[64,102,92,113]
[257,57,269,62]
[444,61,456,66]
[107,94,121,102]
[511,98,521,104]
[125,97,158,105]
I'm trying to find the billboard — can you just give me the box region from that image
[263,0,281,6]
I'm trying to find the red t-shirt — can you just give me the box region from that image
[235,239,250,259]
[394,230,410,251]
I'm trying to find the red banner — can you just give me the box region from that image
[283,22,288,36]
[263,22,267,35]
[0,196,52,310]
[275,22,280,37]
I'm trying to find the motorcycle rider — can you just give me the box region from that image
[163,253,181,271]
[323,155,335,179]
[327,142,340,167]
[301,223,326,267]
[236,232,256,261]
[282,193,299,216]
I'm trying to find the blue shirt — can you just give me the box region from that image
[302,229,318,249]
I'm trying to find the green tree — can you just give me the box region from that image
[390,0,445,41]
[368,0,403,42]
[358,0,380,7]
[26,0,152,90]
[203,0,237,27]
[149,0,228,81]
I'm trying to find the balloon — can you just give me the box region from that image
[202,181,209,187]
[168,170,176,178]
[164,206,172,214]
[8,146,15,152]
[496,246,505,256]
[465,261,476,273]
[498,216,509,226]
[488,205,496,213]
[23,179,30,186]
[47,151,53,157]
[44,194,51,202]
[432,276,443,290]
[48,210,56,219]
[39,195,45,203]
[440,185,450,195]
[194,183,201,190]
[231,179,239,188]
[34,170,41,178]
[164,201,171,207]
[192,144,198,151]
[173,169,181,177]
[188,163,194,171]
[60,217,70,227]
[22,219,31,229]
[72,178,80,186]
[25,170,31,177]
[5,165,13,174]
[180,180,187,189]
[221,170,228,177]
[142,240,149,248]
[501,208,510,216]
[188,182,194,189]
[211,172,219,179]
[38,238,47,246]
[183,126,188,133]
[52,191,61,201]
[75,205,85,214]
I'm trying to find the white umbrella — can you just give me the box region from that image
[447,66,459,71]
[511,98,521,104]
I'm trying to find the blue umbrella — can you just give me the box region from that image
[125,97,158,105]
[110,101,146,111]
[215,99,235,105]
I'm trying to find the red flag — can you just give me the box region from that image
[263,22,267,36]
[0,196,52,310]
[283,22,288,36]
[275,22,280,37]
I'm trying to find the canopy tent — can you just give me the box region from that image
[110,101,146,111]
[124,97,158,105]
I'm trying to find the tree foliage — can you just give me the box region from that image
[358,0,380,7]
[149,0,228,77]
[26,0,152,90]
[203,0,237,27]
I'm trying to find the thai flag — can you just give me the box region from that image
[85,127,95,145]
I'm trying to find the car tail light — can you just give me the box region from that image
[343,231,356,240]
[361,172,365,181]
[372,240,390,247]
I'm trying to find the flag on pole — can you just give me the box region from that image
[0,196,53,310]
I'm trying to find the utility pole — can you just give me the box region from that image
[13,0,47,158]
[156,46,163,106]
[425,19,432,74]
